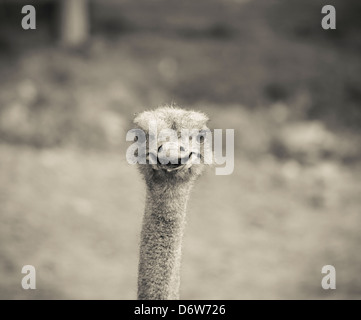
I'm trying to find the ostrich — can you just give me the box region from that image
[133,106,210,300]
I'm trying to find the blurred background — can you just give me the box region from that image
[0,0,360,299]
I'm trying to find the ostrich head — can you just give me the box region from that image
[133,106,211,184]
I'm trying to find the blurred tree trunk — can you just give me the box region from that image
[59,0,89,47]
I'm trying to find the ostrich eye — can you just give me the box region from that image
[134,135,146,144]
[197,135,205,144]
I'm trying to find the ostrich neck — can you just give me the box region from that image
[137,180,193,300]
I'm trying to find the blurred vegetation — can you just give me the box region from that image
[0,0,360,149]
[0,0,360,299]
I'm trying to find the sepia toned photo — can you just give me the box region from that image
[0,0,360,302]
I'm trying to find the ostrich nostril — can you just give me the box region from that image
[180,146,185,152]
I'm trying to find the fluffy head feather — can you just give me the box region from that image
[134,106,209,133]
[133,105,210,183]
